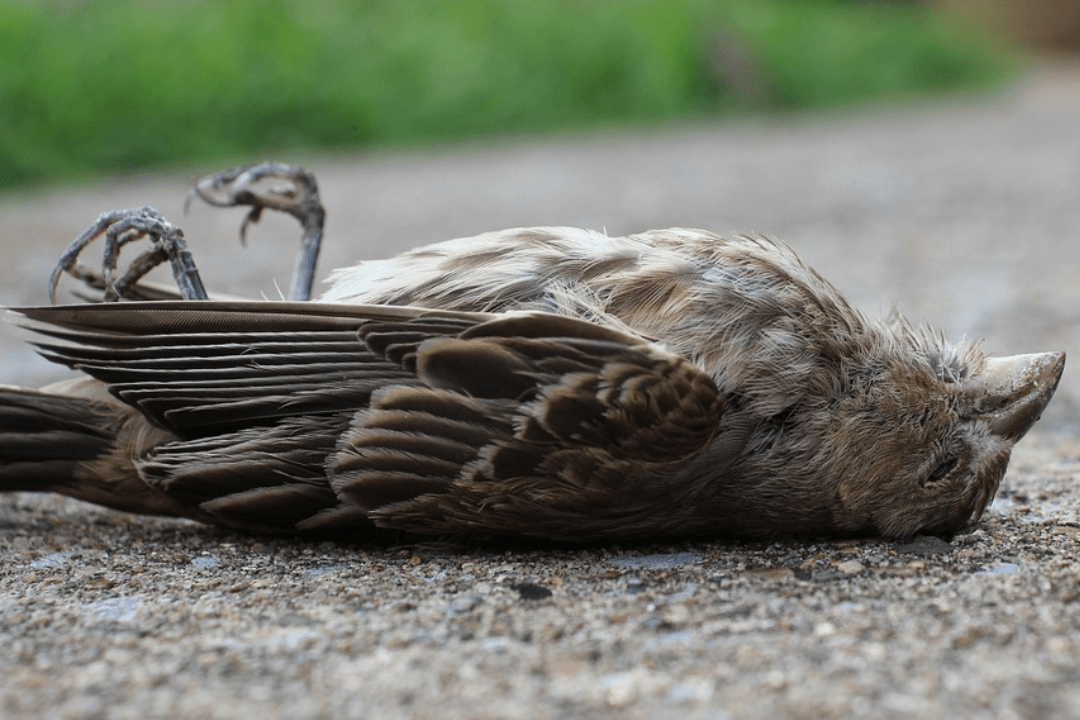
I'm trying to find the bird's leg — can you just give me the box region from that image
[49,206,208,303]
[186,162,325,301]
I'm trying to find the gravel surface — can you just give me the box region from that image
[1,62,1079,719]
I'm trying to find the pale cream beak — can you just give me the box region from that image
[967,352,1066,441]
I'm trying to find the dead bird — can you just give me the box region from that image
[0,163,1065,542]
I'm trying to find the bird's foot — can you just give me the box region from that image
[49,206,208,304]
[186,162,325,301]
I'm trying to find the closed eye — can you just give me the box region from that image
[921,457,958,487]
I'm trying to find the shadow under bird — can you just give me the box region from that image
[0,164,1065,542]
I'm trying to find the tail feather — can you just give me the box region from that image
[0,386,114,492]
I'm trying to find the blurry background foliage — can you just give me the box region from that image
[0,0,1010,190]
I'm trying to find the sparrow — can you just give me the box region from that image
[0,164,1065,542]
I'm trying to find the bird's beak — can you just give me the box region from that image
[966,351,1066,441]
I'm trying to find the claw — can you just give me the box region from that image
[186,162,325,301]
[50,206,208,304]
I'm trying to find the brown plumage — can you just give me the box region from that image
[0,224,1065,542]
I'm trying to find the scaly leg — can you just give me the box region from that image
[49,206,208,303]
[186,162,325,301]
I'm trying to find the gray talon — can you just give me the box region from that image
[50,206,208,303]
[187,162,325,301]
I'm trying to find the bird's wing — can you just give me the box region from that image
[15,302,734,540]
[16,301,486,436]
[12,301,487,534]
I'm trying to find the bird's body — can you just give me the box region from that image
[0,227,1065,542]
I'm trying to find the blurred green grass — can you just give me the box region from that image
[0,0,1010,189]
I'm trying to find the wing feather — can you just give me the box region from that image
[333,312,734,539]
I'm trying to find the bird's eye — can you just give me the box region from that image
[921,457,958,487]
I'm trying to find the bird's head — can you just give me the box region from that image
[829,337,1065,539]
